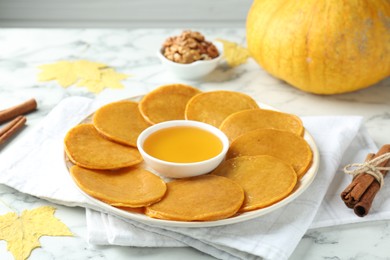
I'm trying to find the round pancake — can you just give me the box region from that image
[64,124,143,170]
[212,155,297,212]
[139,84,201,124]
[145,175,244,221]
[220,109,304,142]
[185,90,259,127]
[93,100,151,147]
[70,165,166,207]
[226,129,312,179]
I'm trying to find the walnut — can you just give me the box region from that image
[162,30,219,64]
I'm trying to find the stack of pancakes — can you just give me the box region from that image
[64,84,312,222]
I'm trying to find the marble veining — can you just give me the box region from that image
[0,28,390,260]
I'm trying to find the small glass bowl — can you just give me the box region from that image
[137,120,229,178]
[157,41,223,80]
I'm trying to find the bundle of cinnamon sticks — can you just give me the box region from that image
[341,144,390,217]
[0,99,37,147]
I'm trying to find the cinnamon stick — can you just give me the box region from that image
[0,98,37,124]
[341,145,390,217]
[0,116,26,145]
[341,153,375,208]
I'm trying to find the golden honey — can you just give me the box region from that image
[143,126,222,163]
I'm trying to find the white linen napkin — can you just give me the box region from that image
[0,97,97,208]
[86,117,386,260]
[0,96,387,260]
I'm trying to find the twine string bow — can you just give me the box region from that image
[343,153,390,188]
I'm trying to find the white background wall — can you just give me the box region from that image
[0,0,253,28]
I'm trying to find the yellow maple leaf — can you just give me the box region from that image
[38,61,79,87]
[217,39,251,67]
[73,60,107,80]
[0,206,73,260]
[38,60,128,93]
[101,68,129,89]
[76,78,106,93]
[76,68,129,93]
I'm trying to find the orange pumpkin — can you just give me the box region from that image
[246,0,390,94]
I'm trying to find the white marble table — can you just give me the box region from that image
[0,29,389,259]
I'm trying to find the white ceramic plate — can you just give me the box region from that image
[65,96,320,228]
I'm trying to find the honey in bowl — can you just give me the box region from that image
[143,126,223,163]
[137,120,229,178]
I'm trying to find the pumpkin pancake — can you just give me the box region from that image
[185,90,259,127]
[64,124,142,170]
[70,165,166,207]
[139,84,201,124]
[212,155,297,212]
[226,129,312,179]
[93,100,151,147]
[220,109,304,142]
[145,175,244,221]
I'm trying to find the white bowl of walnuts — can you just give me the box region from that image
[158,30,223,80]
